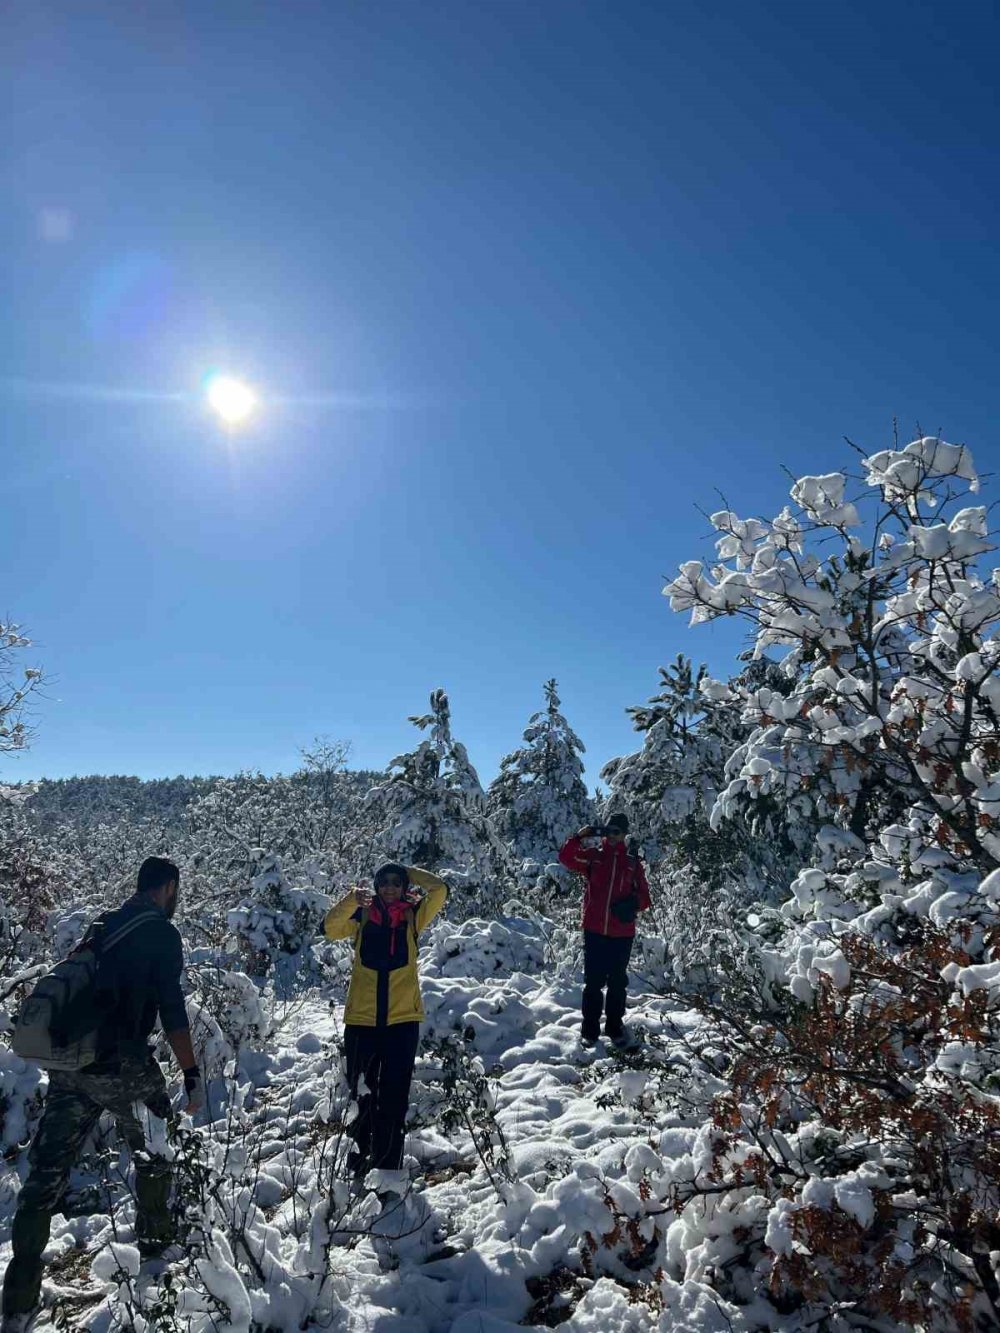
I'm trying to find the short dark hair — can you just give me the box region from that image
[137,856,180,895]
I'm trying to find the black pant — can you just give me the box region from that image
[582,930,634,1039]
[343,1022,420,1172]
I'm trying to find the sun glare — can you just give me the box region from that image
[205,374,258,426]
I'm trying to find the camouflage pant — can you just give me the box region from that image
[2,1057,174,1316]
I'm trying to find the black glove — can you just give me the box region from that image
[611,895,638,924]
[182,1066,205,1113]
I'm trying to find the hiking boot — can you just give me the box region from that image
[137,1220,178,1260]
[137,1238,171,1260]
[609,1028,638,1051]
[579,1031,599,1048]
[139,1240,184,1264]
[1,1311,39,1333]
[347,1150,370,1181]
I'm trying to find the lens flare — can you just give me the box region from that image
[205,374,258,426]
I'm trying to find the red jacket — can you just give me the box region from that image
[558,835,651,938]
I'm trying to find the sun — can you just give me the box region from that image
[205,374,258,426]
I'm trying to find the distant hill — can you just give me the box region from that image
[20,770,380,833]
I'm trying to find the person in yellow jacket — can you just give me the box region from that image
[323,861,447,1176]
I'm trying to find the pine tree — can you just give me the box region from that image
[368,689,509,910]
[227,848,332,989]
[603,654,798,985]
[601,655,734,861]
[487,679,593,866]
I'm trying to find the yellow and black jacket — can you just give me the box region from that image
[323,867,447,1027]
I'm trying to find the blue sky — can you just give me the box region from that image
[3,0,998,788]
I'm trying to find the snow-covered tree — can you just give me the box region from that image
[0,618,42,756]
[183,746,376,944]
[604,655,797,856]
[666,436,999,871]
[290,739,383,876]
[601,655,728,859]
[487,679,593,866]
[603,655,798,986]
[227,848,332,988]
[0,787,68,974]
[368,689,510,910]
[659,434,1000,1326]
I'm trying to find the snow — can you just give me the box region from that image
[0,1049,43,1152]
[865,437,980,498]
[789,472,861,528]
[763,1197,797,1257]
[910,521,991,562]
[948,960,1000,996]
[90,1243,141,1281]
[3,430,999,1331]
[1,917,726,1333]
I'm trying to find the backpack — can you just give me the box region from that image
[11,909,162,1072]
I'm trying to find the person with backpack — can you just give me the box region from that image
[559,814,650,1048]
[323,863,447,1179]
[2,857,202,1333]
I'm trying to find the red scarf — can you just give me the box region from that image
[367,897,413,955]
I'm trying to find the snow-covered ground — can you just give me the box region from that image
[0,913,759,1332]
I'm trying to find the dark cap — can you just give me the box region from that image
[606,813,629,833]
[373,862,410,890]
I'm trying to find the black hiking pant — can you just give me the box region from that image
[344,1021,420,1173]
[2,1057,174,1317]
[582,930,634,1040]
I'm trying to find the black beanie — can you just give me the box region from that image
[373,862,410,890]
[606,813,629,833]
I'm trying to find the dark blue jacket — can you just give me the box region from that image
[89,894,189,1065]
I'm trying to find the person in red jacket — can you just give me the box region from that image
[558,813,650,1047]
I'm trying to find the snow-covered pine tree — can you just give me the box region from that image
[602,654,797,986]
[601,655,727,860]
[368,689,510,912]
[603,654,797,859]
[487,679,593,868]
[226,848,332,989]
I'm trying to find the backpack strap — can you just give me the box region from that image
[72,911,110,956]
[98,910,163,956]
